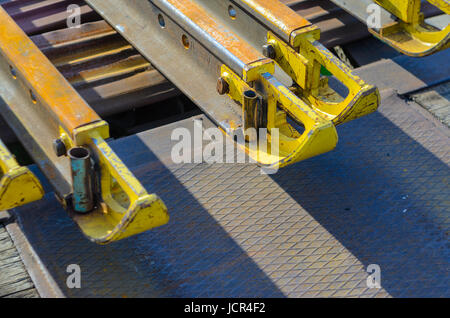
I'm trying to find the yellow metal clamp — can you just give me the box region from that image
[62,122,170,244]
[267,29,380,125]
[219,25,378,168]
[221,64,338,168]
[0,139,44,210]
[372,0,450,56]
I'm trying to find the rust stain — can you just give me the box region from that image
[166,0,262,65]
[242,0,311,35]
[0,7,101,136]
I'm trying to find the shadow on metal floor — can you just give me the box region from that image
[11,88,449,297]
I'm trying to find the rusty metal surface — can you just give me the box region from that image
[2,0,179,117]
[0,0,380,122]
[283,0,444,46]
[29,20,179,117]
[0,6,102,134]
[1,0,440,124]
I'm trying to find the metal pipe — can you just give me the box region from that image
[243,89,258,141]
[69,147,94,213]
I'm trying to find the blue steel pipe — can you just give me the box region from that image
[69,147,94,213]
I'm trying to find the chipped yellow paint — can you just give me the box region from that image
[220,65,337,168]
[0,6,168,243]
[0,139,44,210]
[242,58,275,82]
[267,32,380,125]
[372,0,450,56]
[71,127,169,244]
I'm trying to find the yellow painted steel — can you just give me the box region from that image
[0,6,168,243]
[372,0,450,56]
[0,139,44,210]
[267,31,380,125]
[69,124,169,244]
[221,65,338,169]
[218,2,381,168]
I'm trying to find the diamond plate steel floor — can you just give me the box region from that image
[11,85,449,297]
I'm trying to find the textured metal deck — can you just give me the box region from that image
[11,90,450,298]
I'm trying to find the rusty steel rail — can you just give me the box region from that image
[2,0,442,126]
[0,6,169,244]
[84,0,380,168]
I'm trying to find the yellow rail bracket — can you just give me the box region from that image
[0,6,168,243]
[221,65,338,168]
[266,29,380,125]
[372,0,450,56]
[0,139,44,210]
[64,122,170,245]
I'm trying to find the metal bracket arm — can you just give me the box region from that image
[371,0,450,56]
[266,31,380,125]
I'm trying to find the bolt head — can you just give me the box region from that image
[53,139,67,157]
[262,44,276,59]
[217,77,230,95]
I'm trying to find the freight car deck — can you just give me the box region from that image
[0,0,449,298]
[4,50,450,297]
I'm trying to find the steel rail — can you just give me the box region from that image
[1,0,438,125]
[0,6,169,244]
[0,0,384,124]
[85,0,379,168]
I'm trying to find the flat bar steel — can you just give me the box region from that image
[330,0,450,56]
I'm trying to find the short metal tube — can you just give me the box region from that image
[243,89,259,142]
[69,147,94,213]
[243,89,258,130]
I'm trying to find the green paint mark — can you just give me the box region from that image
[320,65,332,76]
